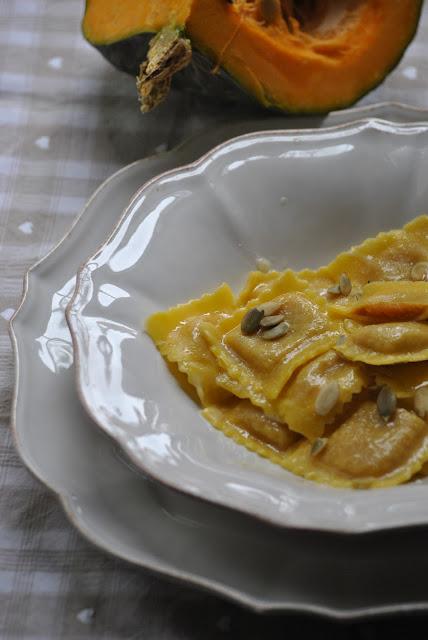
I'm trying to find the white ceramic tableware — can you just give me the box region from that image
[68,118,428,534]
[11,107,428,618]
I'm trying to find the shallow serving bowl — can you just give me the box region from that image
[68,119,428,534]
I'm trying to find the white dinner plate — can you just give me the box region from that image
[11,105,428,617]
[69,117,428,534]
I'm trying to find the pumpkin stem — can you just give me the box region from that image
[136,27,192,113]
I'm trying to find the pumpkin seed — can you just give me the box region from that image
[377,385,397,421]
[327,273,352,296]
[414,386,428,418]
[315,381,340,416]
[411,261,428,282]
[327,283,341,296]
[259,0,282,25]
[241,307,264,335]
[311,437,328,457]
[339,273,352,296]
[260,320,290,340]
[256,257,272,273]
[257,300,282,316]
[260,314,285,328]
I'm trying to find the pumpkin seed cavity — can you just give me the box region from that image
[376,385,397,422]
[315,381,340,416]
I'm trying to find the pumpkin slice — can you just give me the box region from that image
[202,282,340,406]
[145,283,236,405]
[285,401,428,489]
[301,215,428,294]
[329,281,428,322]
[83,0,422,113]
[335,320,428,366]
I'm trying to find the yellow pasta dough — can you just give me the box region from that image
[237,270,280,306]
[204,399,428,489]
[284,401,428,488]
[203,399,299,453]
[275,350,368,441]
[335,320,428,365]
[202,287,340,405]
[373,362,428,398]
[146,283,236,405]
[329,281,428,322]
[301,215,428,294]
[217,351,368,441]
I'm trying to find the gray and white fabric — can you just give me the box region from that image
[2,1,428,637]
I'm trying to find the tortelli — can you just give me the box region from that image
[146,215,428,489]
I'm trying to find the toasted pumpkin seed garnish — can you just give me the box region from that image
[311,437,328,457]
[327,283,341,296]
[327,273,352,297]
[241,307,264,335]
[260,320,290,340]
[257,300,282,316]
[256,256,272,273]
[339,273,352,296]
[315,381,340,416]
[260,314,285,328]
[410,261,428,282]
[377,385,397,422]
[414,386,428,418]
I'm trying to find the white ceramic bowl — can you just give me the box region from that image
[68,119,428,534]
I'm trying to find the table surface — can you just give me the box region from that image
[2,2,428,638]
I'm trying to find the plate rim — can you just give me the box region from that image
[10,103,428,619]
[66,116,428,536]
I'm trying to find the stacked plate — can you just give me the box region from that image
[11,105,428,620]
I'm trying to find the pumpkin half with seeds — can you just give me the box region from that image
[146,215,428,490]
[82,0,423,114]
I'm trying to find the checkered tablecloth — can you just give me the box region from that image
[2,2,428,637]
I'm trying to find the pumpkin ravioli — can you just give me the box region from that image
[216,351,368,441]
[301,215,428,294]
[146,283,236,406]
[335,320,428,365]
[146,215,428,490]
[203,399,299,455]
[284,401,428,489]
[202,284,340,406]
[329,281,428,322]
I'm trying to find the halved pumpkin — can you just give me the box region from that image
[82,0,423,113]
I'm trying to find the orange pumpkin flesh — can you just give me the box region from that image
[83,0,423,113]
